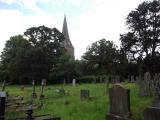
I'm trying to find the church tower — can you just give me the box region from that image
[62,16,75,60]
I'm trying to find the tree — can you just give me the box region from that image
[82,39,119,75]
[24,26,64,82]
[0,35,32,83]
[50,52,79,83]
[0,26,65,84]
[120,0,160,73]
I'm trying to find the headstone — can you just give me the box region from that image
[72,79,76,87]
[80,89,90,100]
[63,78,66,85]
[1,80,6,91]
[32,80,37,98]
[144,72,151,81]
[58,88,65,96]
[0,92,6,120]
[40,79,45,99]
[144,107,160,120]
[131,76,135,82]
[20,85,25,91]
[106,84,132,120]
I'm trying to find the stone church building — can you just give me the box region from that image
[62,16,75,60]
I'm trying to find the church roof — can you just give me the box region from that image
[62,16,74,48]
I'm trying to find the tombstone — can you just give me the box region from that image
[80,89,90,100]
[105,78,109,94]
[0,92,6,120]
[1,80,6,91]
[144,72,151,81]
[39,79,45,99]
[63,78,66,85]
[106,84,132,120]
[20,85,25,91]
[144,107,160,120]
[131,76,135,82]
[32,80,37,98]
[72,79,76,87]
[58,88,65,96]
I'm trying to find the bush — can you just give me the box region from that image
[77,75,97,83]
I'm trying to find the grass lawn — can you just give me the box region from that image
[5,83,153,120]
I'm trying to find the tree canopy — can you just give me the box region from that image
[120,0,160,73]
[0,26,65,83]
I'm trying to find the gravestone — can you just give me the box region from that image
[144,72,151,81]
[144,107,160,120]
[72,79,76,87]
[40,79,45,99]
[32,80,37,98]
[80,89,90,100]
[1,80,6,91]
[0,92,6,120]
[131,76,135,82]
[106,84,132,120]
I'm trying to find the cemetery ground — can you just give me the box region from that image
[4,83,153,120]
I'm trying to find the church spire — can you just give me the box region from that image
[62,15,70,41]
[62,15,75,60]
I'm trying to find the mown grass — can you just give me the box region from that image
[4,83,153,120]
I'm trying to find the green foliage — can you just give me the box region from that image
[77,75,96,83]
[82,39,120,75]
[0,26,65,84]
[49,52,80,83]
[120,0,160,73]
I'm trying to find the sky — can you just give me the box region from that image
[0,0,148,59]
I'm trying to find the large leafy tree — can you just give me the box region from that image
[1,26,64,83]
[82,39,120,75]
[24,26,64,82]
[0,35,32,83]
[120,0,160,73]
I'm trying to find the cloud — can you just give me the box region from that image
[0,0,152,59]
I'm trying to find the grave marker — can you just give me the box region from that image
[144,107,160,120]
[80,89,90,100]
[0,92,6,120]
[32,80,37,98]
[106,84,132,120]
[1,80,6,91]
[40,79,45,99]
[72,79,76,86]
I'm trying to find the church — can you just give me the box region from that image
[62,16,75,60]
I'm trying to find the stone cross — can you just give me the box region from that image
[1,80,6,91]
[72,79,76,86]
[0,92,6,120]
[106,84,132,120]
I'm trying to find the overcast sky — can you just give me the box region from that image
[0,0,149,59]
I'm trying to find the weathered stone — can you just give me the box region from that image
[0,92,6,120]
[144,72,151,81]
[72,79,76,87]
[80,89,89,100]
[32,80,37,98]
[131,76,135,82]
[106,84,132,120]
[40,79,45,99]
[144,107,160,120]
[1,80,6,91]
